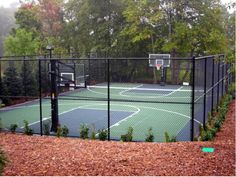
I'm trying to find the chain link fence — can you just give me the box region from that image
[0,54,233,141]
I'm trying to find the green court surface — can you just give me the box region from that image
[0,83,197,142]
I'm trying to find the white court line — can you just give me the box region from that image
[20,103,98,128]
[119,86,184,99]
[88,85,190,99]
[20,103,139,128]
[119,84,143,96]
[137,105,202,125]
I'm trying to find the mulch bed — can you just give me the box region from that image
[0,101,235,176]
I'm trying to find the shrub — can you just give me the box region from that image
[23,120,33,135]
[214,119,222,130]
[0,118,3,132]
[145,127,154,142]
[164,132,176,142]
[228,83,235,98]
[80,124,89,139]
[90,124,96,140]
[10,124,18,133]
[164,132,170,142]
[0,147,7,175]
[201,130,214,141]
[91,131,96,140]
[121,127,133,142]
[56,126,62,137]
[43,121,50,135]
[98,129,107,141]
[209,127,217,137]
[193,137,199,141]
[62,125,69,137]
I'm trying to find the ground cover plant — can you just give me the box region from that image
[0,147,7,175]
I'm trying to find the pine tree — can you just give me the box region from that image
[2,65,22,98]
[20,61,37,96]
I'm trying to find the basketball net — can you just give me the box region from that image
[156,64,162,71]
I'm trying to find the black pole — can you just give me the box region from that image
[83,63,86,88]
[203,57,207,130]
[50,59,59,132]
[23,56,26,97]
[107,58,110,141]
[211,57,215,114]
[0,57,2,95]
[73,62,76,89]
[88,54,91,85]
[38,59,43,136]
[160,67,165,86]
[191,56,195,141]
[47,47,59,132]
[222,57,225,96]
[217,58,220,109]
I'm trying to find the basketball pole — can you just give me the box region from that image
[160,66,165,86]
[47,45,59,132]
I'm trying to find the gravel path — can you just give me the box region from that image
[0,100,235,176]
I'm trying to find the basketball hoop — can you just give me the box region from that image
[156,64,162,71]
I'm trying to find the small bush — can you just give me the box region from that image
[121,127,133,142]
[62,125,69,137]
[43,122,50,135]
[91,131,96,140]
[214,119,222,130]
[90,124,96,140]
[164,132,170,142]
[10,124,18,133]
[164,132,176,142]
[98,129,107,141]
[228,83,235,98]
[201,130,214,141]
[145,127,154,142]
[56,126,62,137]
[0,147,7,175]
[80,124,89,139]
[23,120,33,135]
[0,118,3,132]
[209,127,217,137]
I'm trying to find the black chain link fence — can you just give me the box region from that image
[0,54,233,141]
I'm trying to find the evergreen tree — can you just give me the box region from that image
[2,65,22,98]
[20,61,38,96]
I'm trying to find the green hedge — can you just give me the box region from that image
[200,93,233,141]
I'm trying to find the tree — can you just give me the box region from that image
[14,3,41,34]
[20,61,38,96]
[2,65,22,100]
[0,7,17,56]
[4,28,40,56]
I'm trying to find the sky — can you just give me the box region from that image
[0,0,235,8]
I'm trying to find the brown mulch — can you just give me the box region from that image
[0,101,235,176]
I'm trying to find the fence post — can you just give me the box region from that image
[191,56,195,141]
[222,56,225,96]
[217,57,220,109]
[107,58,110,141]
[0,57,2,96]
[23,56,26,97]
[211,56,215,114]
[38,59,43,136]
[203,57,207,130]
